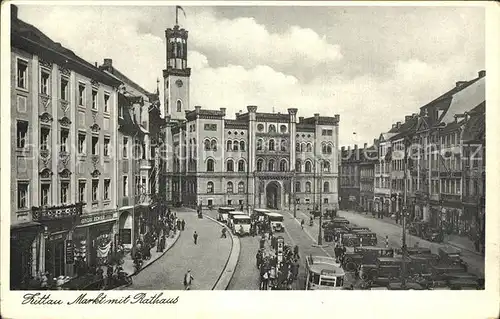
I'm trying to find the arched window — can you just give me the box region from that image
[305,181,311,193]
[269,139,275,151]
[227,159,234,172]
[227,182,233,194]
[295,160,302,173]
[269,125,276,133]
[323,181,330,193]
[233,142,239,151]
[257,139,263,151]
[204,139,211,151]
[176,100,182,112]
[207,181,214,193]
[238,159,245,172]
[280,140,287,152]
[238,181,245,194]
[279,159,287,172]
[268,159,275,171]
[257,159,264,171]
[322,143,327,154]
[300,143,305,152]
[323,161,331,173]
[327,145,332,154]
[211,139,217,151]
[280,125,287,133]
[305,161,312,173]
[206,159,214,172]
[306,143,312,152]
[240,141,245,151]
[227,140,232,151]
[295,182,301,192]
[296,143,300,152]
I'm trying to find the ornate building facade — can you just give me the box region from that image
[160,23,340,213]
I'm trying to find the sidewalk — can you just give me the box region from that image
[120,208,233,290]
[340,210,483,257]
[121,230,181,277]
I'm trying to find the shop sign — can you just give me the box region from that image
[80,212,115,225]
[65,240,74,264]
[49,232,65,241]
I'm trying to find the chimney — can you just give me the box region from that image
[456,81,467,87]
[373,138,377,145]
[103,58,113,68]
[220,107,226,116]
[364,143,367,149]
[299,116,304,122]
[396,121,402,129]
[405,115,412,123]
[392,123,396,129]
[478,70,486,78]
[341,146,345,152]
[11,5,18,20]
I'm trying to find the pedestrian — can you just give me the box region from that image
[193,231,198,245]
[181,219,185,231]
[183,269,194,290]
[301,219,305,230]
[221,227,227,238]
[160,235,166,252]
[262,269,269,290]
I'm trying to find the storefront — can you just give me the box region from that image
[10,222,44,289]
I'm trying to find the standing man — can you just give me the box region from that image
[184,269,194,290]
[181,219,186,231]
[193,231,199,245]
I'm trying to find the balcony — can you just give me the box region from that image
[32,203,83,222]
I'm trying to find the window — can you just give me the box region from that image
[40,70,50,95]
[305,181,311,193]
[269,139,275,151]
[280,159,287,172]
[227,160,234,172]
[41,183,50,206]
[104,179,110,200]
[205,139,211,151]
[327,145,332,154]
[268,159,275,171]
[238,181,245,194]
[104,137,110,157]
[227,200,232,206]
[257,159,263,171]
[300,143,305,152]
[119,105,123,118]
[238,160,245,172]
[92,136,99,155]
[280,125,287,133]
[324,182,330,193]
[323,161,331,173]
[60,129,69,152]
[257,123,264,131]
[233,142,239,151]
[135,176,141,195]
[280,140,287,152]
[207,182,214,193]
[78,181,86,202]
[240,141,245,151]
[60,181,69,204]
[176,100,182,112]
[16,121,28,148]
[78,83,86,106]
[78,133,86,154]
[122,176,128,197]
[306,143,312,152]
[61,77,69,100]
[294,160,302,172]
[324,198,329,204]
[211,140,217,151]
[40,127,50,150]
[295,182,301,192]
[123,137,128,158]
[305,161,312,173]
[227,140,232,151]
[92,179,99,202]
[227,182,233,194]
[92,89,98,110]
[17,59,28,89]
[204,123,217,131]
[104,93,110,113]
[269,125,276,133]
[207,159,215,172]
[17,182,29,209]
[257,139,263,151]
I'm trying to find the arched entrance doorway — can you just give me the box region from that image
[266,181,281,209]
[119,211,133,249]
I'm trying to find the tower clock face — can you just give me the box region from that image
[176,79,183,88]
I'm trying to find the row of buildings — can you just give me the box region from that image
[9,6,341,289]
[10,6,168,289]
[339,70,486,247]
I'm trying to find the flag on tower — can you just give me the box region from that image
[176,5,186,19]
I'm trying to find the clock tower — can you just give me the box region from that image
[163,24,191,122]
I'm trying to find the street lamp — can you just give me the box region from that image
[317,159,327,246]
[291,169,297,218]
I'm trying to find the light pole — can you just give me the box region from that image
[292,170,297,218]
[318,159,324,245]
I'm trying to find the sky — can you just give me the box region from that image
[17,4,485,147]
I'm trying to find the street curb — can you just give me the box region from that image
[205,215,241,290]
[113,230,182,290]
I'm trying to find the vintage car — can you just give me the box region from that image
[341,234,361,248]
[437,247,468,272]
[325,227,351,243]
[376,257,403,280]
[311,210,322,218]
[345,225,370,232]
[352,230,378,246]
[343,246,395,272]
[395,246,432,256]
[322,217,350,229]
[408,221,444,243]
[358,264,379,281]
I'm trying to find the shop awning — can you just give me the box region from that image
[11,221,43,231]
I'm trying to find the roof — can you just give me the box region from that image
[11,15,121,87]
[229,211,246,215]
[391,116,419,140]
[233,215,251,219]
[441,76,485,124]
[266,212,283,217]
[306,256,345,276]
[100,65,151,97]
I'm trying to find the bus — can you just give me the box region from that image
[305,255,345,290]
[264,212,284,232]
[231,215,252,236]
[217,207,235,223]
[227,211,246,229]
[253,208,271,222]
